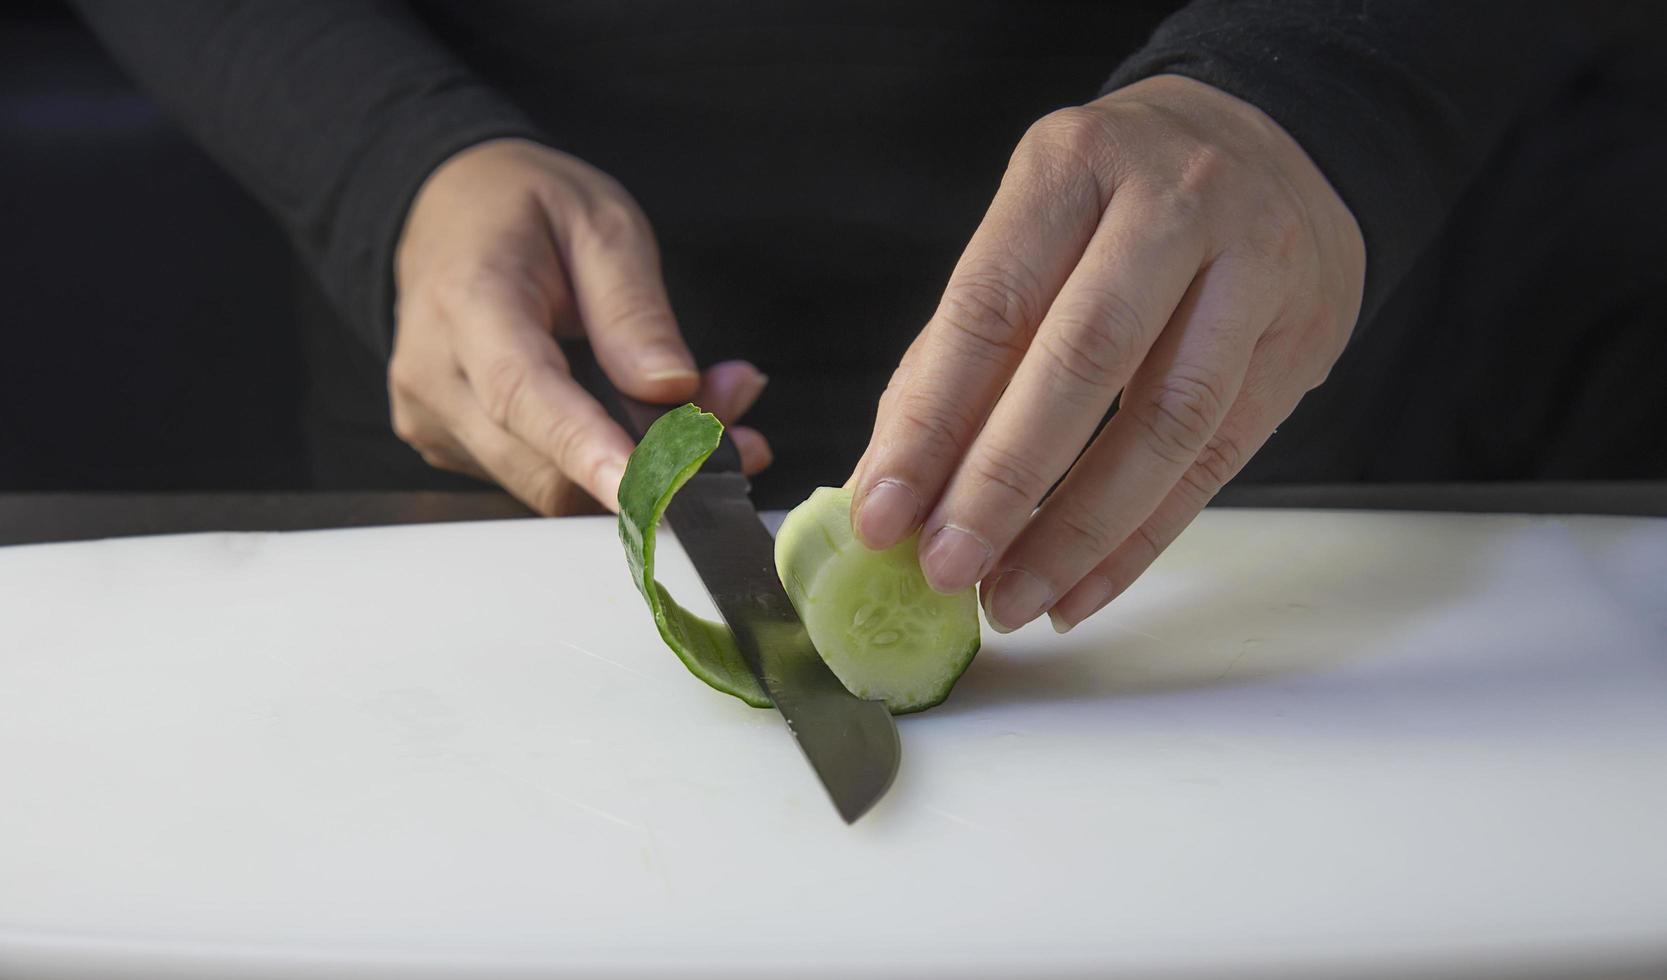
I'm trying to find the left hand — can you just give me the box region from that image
[849,74,1365,633]
[388,138,771,517]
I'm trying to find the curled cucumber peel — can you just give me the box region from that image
[616,404,770,708]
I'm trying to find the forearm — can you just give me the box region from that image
[71,0,544,357]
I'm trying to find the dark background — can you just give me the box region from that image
[4,2,1665,497]
[3,2,308,490]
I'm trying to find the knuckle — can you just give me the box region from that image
[418,448,455,471]
[1272,208,1308,258]
[1038,290,1146,393]
[1179,430,1246,503]
[969,444,1053,505]
[1152,184,1206,233]
[388,395,441,454]
[1052,494,1122,557]
[897,393,979,466]
[1171,143,1232,204]
[1308,299,1344,336]
[1148,159,1228,239]
[593,276,673,333]
[523,465,572,516]
[386,356,421,401]
[878,354,914,406]
[1129,371,1229,465]
[390,407,422,446]
[479,355,531,428]
[581,195,649,251]
[1012,107,1113,204]
[1283,301,1351,391]
[430,270,478,316]
[539,412,589,474]
[1251,204,1307,263]
[1307,356,1337,391]
[937,268,1040,360]
[432,263,536,319]
[1023,106,1112,161]
[1129,520,1168,568]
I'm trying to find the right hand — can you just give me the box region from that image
[389,138,771,514]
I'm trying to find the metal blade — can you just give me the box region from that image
[663,470,900,823]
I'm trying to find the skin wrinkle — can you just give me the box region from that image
[936,272,1042,359]
[1135,369,1233,465]
[968,443,1051,508]
[1036,291,1147,394]
[898,392,984,468]
[1013,112,1106,218]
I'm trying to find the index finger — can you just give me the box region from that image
[556,186,700,403]
[451,279,637,505]
[851,108,1112,550]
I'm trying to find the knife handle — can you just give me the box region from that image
[562,339,745,474]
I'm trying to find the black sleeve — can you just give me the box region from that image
[1103,1,1647,328]
[71,0,547,358]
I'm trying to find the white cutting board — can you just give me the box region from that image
[1,509,1664,979]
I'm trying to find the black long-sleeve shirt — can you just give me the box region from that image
[67,1,1654,496]
[71,1,1640,349]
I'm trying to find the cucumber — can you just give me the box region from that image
[775,487,981,714]
[616,405,979,714]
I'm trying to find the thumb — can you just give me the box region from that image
[561,193,698,404]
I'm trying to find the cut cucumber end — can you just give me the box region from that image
[776,487,981,713]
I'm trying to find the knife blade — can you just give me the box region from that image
[567,342,900,823]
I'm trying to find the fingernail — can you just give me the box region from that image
[855,480,919,548]
[637,341,698,382]
[1048,574,1114,634]
[985,568,1054,633]
[919,524,993,593]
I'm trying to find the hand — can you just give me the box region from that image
[389,138,771,514]
[851,75,1365,632]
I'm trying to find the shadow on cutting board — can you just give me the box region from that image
[925,512,1498,717]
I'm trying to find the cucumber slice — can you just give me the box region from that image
[775,487,981,714]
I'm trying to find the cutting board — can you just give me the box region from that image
[1,509,1664,979]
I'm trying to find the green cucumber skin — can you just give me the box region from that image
[617,405,770,708]
[775,486,981,714]
[885,634,981,715]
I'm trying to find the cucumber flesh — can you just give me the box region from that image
[775,486,980,713]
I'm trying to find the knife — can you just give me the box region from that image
[567,341,900,823]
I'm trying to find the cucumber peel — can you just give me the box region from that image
[616,404,769,707]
